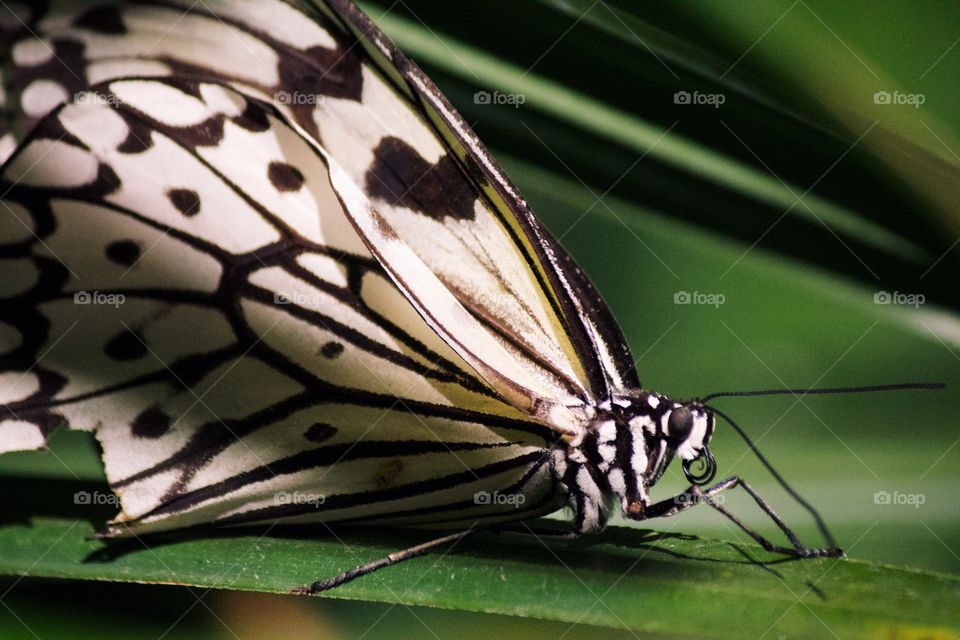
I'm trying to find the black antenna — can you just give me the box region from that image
[705,405,839,550]
[701,382,944,404]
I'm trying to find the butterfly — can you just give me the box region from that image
[2,0,942,594]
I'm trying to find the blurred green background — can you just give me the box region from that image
[2,0,959,637]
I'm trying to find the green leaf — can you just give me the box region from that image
[2,471,959,639]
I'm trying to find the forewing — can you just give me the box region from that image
[1,0,639,408]
[313,0,640,399]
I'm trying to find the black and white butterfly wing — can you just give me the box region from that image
[1,77,566,534]
[9,1,636,430]
[0,0,640,534]
[2,0,639,408]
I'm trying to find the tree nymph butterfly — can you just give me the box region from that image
[0,0,943,593]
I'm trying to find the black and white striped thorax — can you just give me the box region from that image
[553,391,716,533]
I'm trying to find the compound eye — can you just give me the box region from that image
[667,407,694,442]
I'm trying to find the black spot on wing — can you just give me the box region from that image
[167,188,201,217]
[274,40,363,141]
[104,328,148,361]
[319,341,343,359]
[304,422,337,443]
[277,44,363,103]
[267,161,304,192]
[105,239,140,266]
[365,137,477,221]
[131,405,171,439]
[231,100,270,133]
[73,6,126,34]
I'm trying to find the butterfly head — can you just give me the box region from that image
[600,392,717,519]
[643,399,716,489]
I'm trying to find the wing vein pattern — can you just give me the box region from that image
[0,0,637,535]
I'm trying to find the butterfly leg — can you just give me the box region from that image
[643,476,843,559]
[292,528,479,595]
